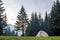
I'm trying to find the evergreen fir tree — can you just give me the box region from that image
[0,0,5,35]
[25,13,35,36]
[38,12,43,30]
[34,12,40,35]
[49,0,60,36]
[26,12,40,36]
[44,12,49,32]
[15,5,28,36]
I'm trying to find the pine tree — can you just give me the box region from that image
[44,12,49,32]
[25,13,35,36]
[26,12,40,36]
[15,5,28,36]
[34,12,40,35]
[38,12,43,30]
[49,0,60,36]
[0,0,5,35]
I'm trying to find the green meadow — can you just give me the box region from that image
[0,36,60,40]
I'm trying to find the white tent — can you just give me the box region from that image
[36,30,48,37]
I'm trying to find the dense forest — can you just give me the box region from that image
[0,0,60,36]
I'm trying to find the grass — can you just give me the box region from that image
[0,36,60,40]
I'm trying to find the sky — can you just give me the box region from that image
[2,0,57,25]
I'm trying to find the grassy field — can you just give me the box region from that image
[0,36,60,40]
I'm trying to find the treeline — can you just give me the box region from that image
[15,0,60,36]
[0,0,60,36]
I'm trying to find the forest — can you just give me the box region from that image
[0,0,60,37]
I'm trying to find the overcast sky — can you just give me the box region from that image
[2,0,57,25]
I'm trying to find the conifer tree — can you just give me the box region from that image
[44,12,49,32]
[15,5,28,36]
[38,12,43,30]
[26,12,40,36]
[0,0,5,35]
[49,0,60,36]
[25,13,35,36]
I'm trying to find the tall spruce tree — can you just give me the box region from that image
[26,12,40,36]
[38,12,43,30]
[44,12,49,32]
[34,12,40,35]
[0,0,5,35]
[25,13,35,36]
[49,0,60,36]
[15,5,28,36]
